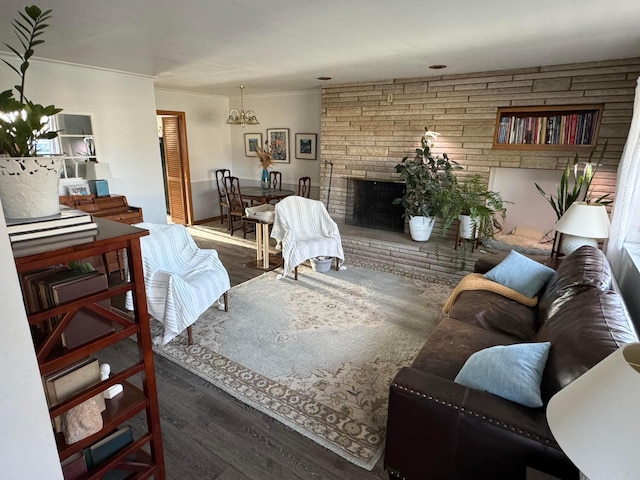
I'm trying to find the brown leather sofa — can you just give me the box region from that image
[384,246,638,480]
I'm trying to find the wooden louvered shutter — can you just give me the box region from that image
[162,117,187,224]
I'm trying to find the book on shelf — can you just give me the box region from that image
[11,228,98,257]
[87,426,134,468]
[9,221,98,243]
[49,270,114,349]
[61,451,88,480]
[6,205,93,235]
[19,265,66,314]
[42,357,106,433]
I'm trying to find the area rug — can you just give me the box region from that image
[151,266,454,470]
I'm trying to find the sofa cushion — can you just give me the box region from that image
[454,342,551,407]
[412,317,519,380]
[446,290,539,341]
[538,246,613,322]
[534,288,638,403]
[484,250,555,298]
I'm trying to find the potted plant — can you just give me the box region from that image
[534,142,611,220]
[0,5,63,220]
[440,174,507,241]
[392,128,460,241]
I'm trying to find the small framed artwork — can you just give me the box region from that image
[244,133,262,157]
[267,128,290,163]
[295,133,317,160]
[66,184,90,196]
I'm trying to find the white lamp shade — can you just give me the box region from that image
[547,343,640,480]
[85,162,113,181]
[555,202,610,239]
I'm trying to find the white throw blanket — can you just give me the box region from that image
[270,196,344,278]
[125,223,231,344]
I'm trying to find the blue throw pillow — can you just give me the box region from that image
[454,342,551,408]
[484,250,555,298]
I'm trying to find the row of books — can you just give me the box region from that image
[20,265,114,348]
[496,111,599,146]
[7,204,98,243]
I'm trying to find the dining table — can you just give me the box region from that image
[241,186,295,205]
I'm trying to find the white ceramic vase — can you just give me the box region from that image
[458,214,480,240]
[409,216,435,242]
[0,157,63,220]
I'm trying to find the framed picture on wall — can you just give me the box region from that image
[267,128,290,163]
[295,133,317,160]
[244,133,262,157]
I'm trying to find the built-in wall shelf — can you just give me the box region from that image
[493,104,603,151]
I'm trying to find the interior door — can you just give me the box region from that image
[160,114,193,225]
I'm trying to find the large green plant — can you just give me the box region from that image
[534,143,611,220]
[0,5,62,157]
[439,174,507,239]
[392,128,460,218]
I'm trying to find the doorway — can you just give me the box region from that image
[156,110,193,225]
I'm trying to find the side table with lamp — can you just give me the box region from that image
[546,342,640,480]
[551,201,611,260]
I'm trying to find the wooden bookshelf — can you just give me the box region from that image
[12,218,165,479]
[493,104,603,150]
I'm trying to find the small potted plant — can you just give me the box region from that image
[440,174,507,241]
[0,5,63,220]
[392,128,460,241]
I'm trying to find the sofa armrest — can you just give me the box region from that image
[384,367,576,480]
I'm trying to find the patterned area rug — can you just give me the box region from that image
[151,266,454,470]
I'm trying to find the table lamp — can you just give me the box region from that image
[546,342,640,480]
[554,202,610,256]
[85,162,113,197]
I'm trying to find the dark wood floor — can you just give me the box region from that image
[100,223,389,480]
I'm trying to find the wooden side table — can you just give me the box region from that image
[242,217,282,271]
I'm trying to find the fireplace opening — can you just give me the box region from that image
[347,179,405,232]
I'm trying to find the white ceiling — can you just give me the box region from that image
[1,0,639,97]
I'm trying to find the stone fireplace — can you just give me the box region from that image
[345,178,405,232]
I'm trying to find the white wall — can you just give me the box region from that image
[489,167,562,235]
[0,55,168,224]
[0,210,63,478]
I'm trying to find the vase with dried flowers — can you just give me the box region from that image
[255,141,274,190]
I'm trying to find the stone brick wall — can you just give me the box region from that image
[320,58,640,223]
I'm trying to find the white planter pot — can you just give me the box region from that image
[0,157,63,220]
[409,216,435,242]
[458,214,480,240]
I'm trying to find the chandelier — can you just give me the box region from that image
[226,85,259,127]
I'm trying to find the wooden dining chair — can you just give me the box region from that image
[223,176,251,238]
[215,169,231,225]
[297,177,311,198]
[268,171,283,205]
[270,171,282,191]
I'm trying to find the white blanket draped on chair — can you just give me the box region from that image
[270,196,344,278]
[125,223,231,344]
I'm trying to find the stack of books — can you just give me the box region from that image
[8,205,98,256]
[7,205,98,243]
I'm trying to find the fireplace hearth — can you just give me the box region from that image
[346,178,405,232]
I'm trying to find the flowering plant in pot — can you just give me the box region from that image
[392,128,460,241]
[0,5,63,220]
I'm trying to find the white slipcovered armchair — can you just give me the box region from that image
[125,223,230,345]
[270,196,344,279]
